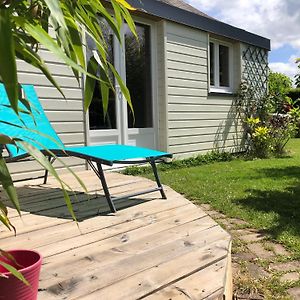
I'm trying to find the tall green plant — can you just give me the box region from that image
[268,71,292,112]
[0,0,136,278]
[295,58,300,88]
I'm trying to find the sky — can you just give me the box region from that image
[186,0,300,84]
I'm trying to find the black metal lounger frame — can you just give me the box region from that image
[2,146,168,213]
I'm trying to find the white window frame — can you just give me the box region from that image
[209,39,234,93]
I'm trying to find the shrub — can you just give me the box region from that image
[123,151,234,175]
[245,118,272,158]
[269,114,298,154]
[287,88,300,102]
[236,81,300,158]
[268,72,293,113]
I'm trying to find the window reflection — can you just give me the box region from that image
[209,42,215,86]
[125,23,153,128]
[219,44,229,87]
[88,20,117,130]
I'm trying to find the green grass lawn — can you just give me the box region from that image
[155,139,300,257]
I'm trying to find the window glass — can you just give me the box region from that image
[219,44,229,87]
[125,23,153,128]
[209,42,215,86]
[88,20,117,130]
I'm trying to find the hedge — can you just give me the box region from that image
[287,88,300,101]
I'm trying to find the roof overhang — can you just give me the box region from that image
[127,0,271,51]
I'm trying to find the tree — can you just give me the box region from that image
[0,1,136,231]
[268,71,292,112]
[295,58,300,88]
[0,0,137,282]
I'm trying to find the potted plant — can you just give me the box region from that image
[0,250,42,300]
[0,0,136,296]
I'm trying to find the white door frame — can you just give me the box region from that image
[86,16,159,149]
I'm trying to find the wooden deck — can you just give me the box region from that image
[1,170,232,299]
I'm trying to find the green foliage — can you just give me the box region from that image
[269,114,298,154]
[236,81,300,158]
[155,139,300,257]
[0,0,136,281]
[245,118,272,158]
[268,72,292,113]
[236,81,269,121]
[123,151,234,176]
[243,114,298,158]
[287,88,300,102]
[295,58,300,88]
[269,71,292,98]
[0,0,135,230]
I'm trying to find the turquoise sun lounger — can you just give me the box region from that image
[0,84,172,213]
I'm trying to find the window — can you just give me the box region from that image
[125,23,153,128]
[209,40,233,93]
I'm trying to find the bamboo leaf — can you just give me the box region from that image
[0,8,18,113]
[84,56,98,112]
[0,212,13,232]
[108,61,134,119]
[121,5,137,39]
[14,37,64,97]
[0,156,20,217]
[43,0,67,31]
[115,0,136,11]
[0,202,13,232]
[111,1,123,33]
[18,141,78,222]
[88,1,121,42]
[65,17,85,68]
[0,262,29,286]
[62,188,77,223]
[99,67,110,115]
[14,18,98,81]
[0,134,15,145]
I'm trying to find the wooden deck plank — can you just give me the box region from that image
[39,211,213,283]
[1,186,184,239]
[75,238,229,300]
[40,226,228,299]
[0,171,232,300]
[7,176,151,218]
[144,258,227,299]
[3,202,194,254]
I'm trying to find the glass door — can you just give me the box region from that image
[87,19,121,145]
[87,21,155,148]
[124,23,155,148]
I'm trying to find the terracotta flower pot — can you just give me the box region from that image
[0,249,42,300]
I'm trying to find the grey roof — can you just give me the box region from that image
[128,0,271,50]
[157,0,214,19]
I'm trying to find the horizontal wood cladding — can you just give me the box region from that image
[168,126,243,138]
[8,157,84,174]
[170,138,243,155]
[166,42,207,58]
[168,95,234,105]
[169,119,241,129]
[165,21,242,157]
[11,165,86,182]
[17,60,75,78]
[12,48,86,180]
[168,69,207,82]
[169,132,243,146]
[168,112,233,121]
[18,72,81,89]
[167,61,207,74]
[168,103,236,112]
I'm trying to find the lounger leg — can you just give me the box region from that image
[87,161,117,213]
[96,163,117,213]
[150,159,167,199]
[43,156,56,184]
